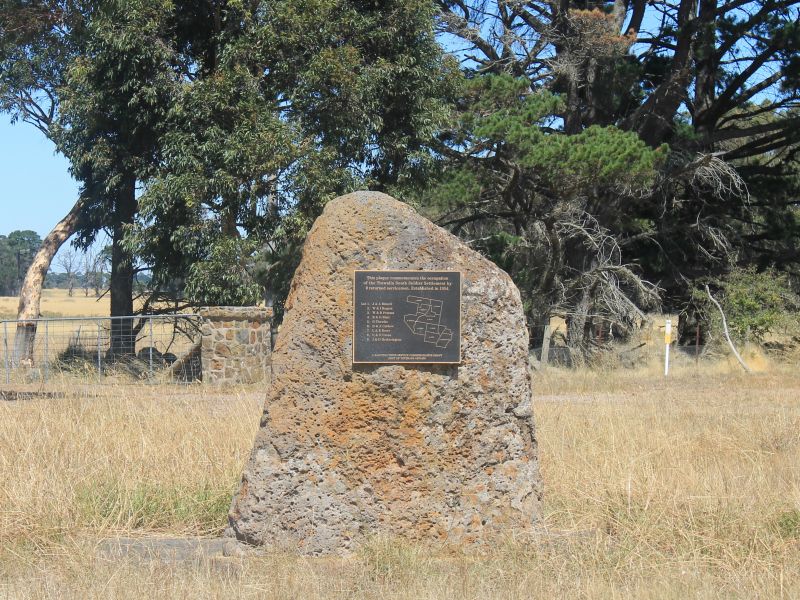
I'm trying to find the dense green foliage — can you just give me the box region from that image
[132,0,456,314]
[419,75,667,351]
[0,0,454,316]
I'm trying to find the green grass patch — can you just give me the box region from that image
[75,480,233,534]
[776,510,800,539]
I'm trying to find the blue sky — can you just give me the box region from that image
[0,118,80,238]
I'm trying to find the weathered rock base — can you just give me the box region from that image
[227,191,541,554]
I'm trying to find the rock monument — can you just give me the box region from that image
[226,191,541,554]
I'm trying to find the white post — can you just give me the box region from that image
[664,318,672,376]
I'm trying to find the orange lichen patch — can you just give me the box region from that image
[335,289,350,310]
[321,389,397,461]
[372,472,429,504]
[398,397,427,448]
[477,368,491,388]
[499,461,519,479]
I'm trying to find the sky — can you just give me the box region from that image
[0,118,80,238]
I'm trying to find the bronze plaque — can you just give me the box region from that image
[353,270,461,364]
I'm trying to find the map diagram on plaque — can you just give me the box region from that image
[403,295,454,348]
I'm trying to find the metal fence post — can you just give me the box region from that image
[44,320,49,383]
[3,322,9,385]
[97,320,102,374]
[149,316,154,379]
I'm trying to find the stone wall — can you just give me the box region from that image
[198,307,272,384]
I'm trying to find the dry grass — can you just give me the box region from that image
[1,366,799,598]
[0,289,110,320]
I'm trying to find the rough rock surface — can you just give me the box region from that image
[226,191,541,554]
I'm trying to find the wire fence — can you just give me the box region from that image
[1,314,202,385]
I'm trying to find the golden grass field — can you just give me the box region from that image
[1,364,798,599]
[1,289,798,597]
[0,288,110,320]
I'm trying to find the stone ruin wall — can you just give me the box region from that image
[198,306,272,385]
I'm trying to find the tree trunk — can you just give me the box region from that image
[563,70,583,135]
[705,285,751,373]
[693,0,718,145]
[222,203,240,238]
[566,278,595,366]
[13,199,82,366]
[627,0,699,146]
[109,178,137,359]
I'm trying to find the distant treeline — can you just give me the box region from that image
[0,230,148,299]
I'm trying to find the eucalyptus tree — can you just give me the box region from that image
[53,0,181,355]
[3,0,455,353]
[133,0,457,314]
[1,0,181,356]
[0,1,90,360]
[0,230,41,296]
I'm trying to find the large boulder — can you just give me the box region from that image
[226,191,541,554]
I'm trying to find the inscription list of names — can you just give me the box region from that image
[353,270,461,364]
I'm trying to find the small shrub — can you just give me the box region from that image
[55,335,100,373]
[777,510,800,539]
[696,267,800,344]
